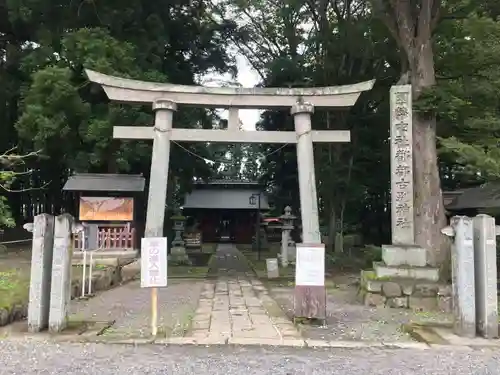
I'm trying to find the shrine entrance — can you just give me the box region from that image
[85,69,375,319]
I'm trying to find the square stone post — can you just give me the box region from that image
[49,214,82,333]
[144,99,176,238]
[381,85,426,268]
[472,214,498,338]
[24,214,55,332]
[390,85,414,245]
[291,102,321,244]
[441,216,476,337]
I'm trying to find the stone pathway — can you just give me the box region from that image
[186,244,302,344]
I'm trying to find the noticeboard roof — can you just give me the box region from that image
[63,173,145,192]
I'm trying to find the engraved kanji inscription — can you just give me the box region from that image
[394,148,411,163]
[394,106,409,121]
[396,216,411,228]
[395,122,408,132]
[395,190,407,202]
[394,134,410,147]
[396,179,410,189]
[395,164,411,178]
[395,202,410,215]
[395,92,409,106]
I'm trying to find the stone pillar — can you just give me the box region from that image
[291,102,321,244]
[441,216,476,337]
[472,214,498,338]
[144,100,176,238]
[24,214,54,332]
[389,85,414,245]
[49,214,81,333]
[279,206,296,267]
[380,86,428,268]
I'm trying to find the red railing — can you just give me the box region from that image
[73,223,136,250]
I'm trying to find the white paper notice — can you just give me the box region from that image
[295,244,325,286]
[141,237,168,288]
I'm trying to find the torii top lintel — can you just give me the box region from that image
[85,69,375,109]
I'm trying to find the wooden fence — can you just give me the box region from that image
[73,223,136,250]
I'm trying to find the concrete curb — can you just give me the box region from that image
[3,330,493,351]
[6,333,459,350]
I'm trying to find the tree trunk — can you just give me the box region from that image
[409,41,448,273]
[327,206,336,253]
[335,152,354,254]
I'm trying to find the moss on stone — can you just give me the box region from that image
[361,269,391,281]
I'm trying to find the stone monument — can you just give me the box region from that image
[48,214,82,333]
[441,216,476,337]
[359,85,447,311]
[279,206,296,267]
[266,258,279,279]
[24,214,55,332]
[472,214,499,338]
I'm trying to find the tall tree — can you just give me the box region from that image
[0,0,237,223]
[370,0,447,268]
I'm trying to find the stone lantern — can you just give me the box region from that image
[279,206,296,267]
[171,209,186,247]
[170,209,189,264]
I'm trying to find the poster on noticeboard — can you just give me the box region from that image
[79,197,134,222]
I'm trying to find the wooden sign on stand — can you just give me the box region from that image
[294,243,326,323]
[141,237,168,336]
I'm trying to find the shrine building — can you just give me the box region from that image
[182,180,269,243]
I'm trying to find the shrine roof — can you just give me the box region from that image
[63,173,145,192]
[444,184,500,210]
[183,189,270,210]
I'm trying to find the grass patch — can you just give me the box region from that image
[0,270,30,310]
[169,308,195,337]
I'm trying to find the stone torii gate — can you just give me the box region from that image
[85,69,374,246]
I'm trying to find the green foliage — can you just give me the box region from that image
[434,13,500,181]
[3,0,500,251]
[1,0,237,223]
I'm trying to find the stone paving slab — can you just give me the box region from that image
[185,244,302,342]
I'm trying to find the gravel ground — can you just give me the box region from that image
[0,340,498,375]
[70,279,204,337]
[268,274,452,342]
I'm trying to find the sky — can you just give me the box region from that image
[199,54,262,131]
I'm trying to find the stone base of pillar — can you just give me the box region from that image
[359,269,452,312]
[169,246,191,265]
[359,244,450,313]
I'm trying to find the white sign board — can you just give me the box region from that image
[140,237,168,288]
[295,244,325,286]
